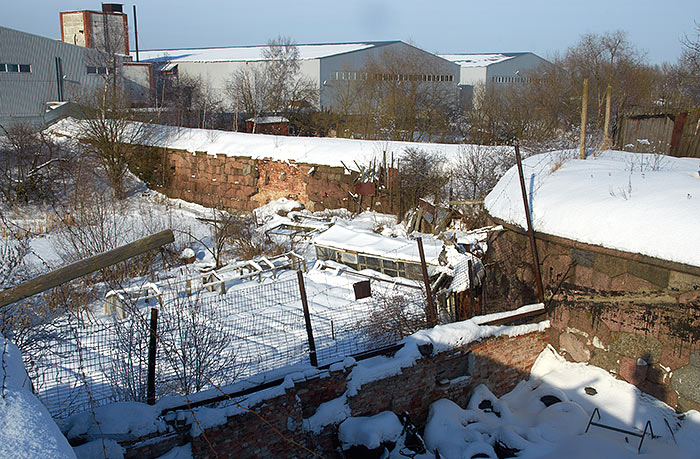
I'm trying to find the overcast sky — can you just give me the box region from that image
[3,0,699,64]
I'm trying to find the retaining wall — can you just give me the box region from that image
[124,331,548,458]
[133,146,369,212]
[484,218,700,412]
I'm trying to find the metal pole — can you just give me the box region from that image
[133,5,140,62]
[147,307,158,405]
[297,270,318,366]
[417,238,438,327]
[514,145,545,304]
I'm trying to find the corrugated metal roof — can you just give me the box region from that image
[439,53,526,68]
[137,41,399,63]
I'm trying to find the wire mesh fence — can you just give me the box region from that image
[30,272,426,419]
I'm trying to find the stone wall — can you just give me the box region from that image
[484,219,700,412]
[134,146,369,212]
[124,331,548,458]
[485,218,700,306]
[548,294,700,412]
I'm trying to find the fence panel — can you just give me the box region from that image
[31,273,425,418]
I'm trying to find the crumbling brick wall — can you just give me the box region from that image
[158,149,363,212]
[125,331,548,458]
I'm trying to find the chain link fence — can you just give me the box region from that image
[30,272,426,418]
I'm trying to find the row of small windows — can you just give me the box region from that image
[492,76,532,83]
[0,64,31,73]
[330,71,454,82]
[87,66,109,75]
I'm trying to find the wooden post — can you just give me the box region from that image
[0,230,174,308]
[297,270,318,367]
[467,259,476,318]
[580,78,589,160]
[417,238,438,327]
[514,145,545,304]
[147,307,158,405]
[601,85,612,150]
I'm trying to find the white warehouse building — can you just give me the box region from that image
[439,52,549,108]
[137,40,460,111]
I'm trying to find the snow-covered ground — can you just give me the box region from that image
[0,332,76,459]
[341,346,700,458]
[485,150,700,267]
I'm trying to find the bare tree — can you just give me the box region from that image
[0,124,71,206]
[330,47,455,141]
[157,293,243,395]
[397,147,451,218]
[226,36,317,132]
[77,85,153,199]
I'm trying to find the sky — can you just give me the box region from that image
[3,0,699,65]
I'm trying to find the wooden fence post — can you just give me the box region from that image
[514,145,545,304]
[601,85,612,150]
[297,270,318,367]
[147,307,158,405]
[580,78,589,160]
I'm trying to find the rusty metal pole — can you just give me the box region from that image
[417,238,438,327]
[147,307,158,405]
[297,270,318,366]
[133,5,140,62]
[514,145,545,304]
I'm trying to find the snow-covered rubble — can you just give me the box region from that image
[485,149,700,267]
[344,346,700,458]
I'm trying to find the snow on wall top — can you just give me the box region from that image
[439,53,517,67]
[136,42,384,63]
[313,223,443,264]
[49,118,469,172]
[485,149,700,267]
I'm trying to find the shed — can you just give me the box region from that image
[245,116,290,135]
[313,224,443,280]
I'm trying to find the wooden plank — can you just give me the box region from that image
[0,230,174,308]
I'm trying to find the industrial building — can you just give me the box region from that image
[0,4,152,127]
[0,25,112,126]
[137,41,460,111]
[439,52,549,108]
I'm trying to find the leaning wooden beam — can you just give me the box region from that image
[0,229,174,308]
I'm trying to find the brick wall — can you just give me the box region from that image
[125,331,548,458]
[139,147,369,212]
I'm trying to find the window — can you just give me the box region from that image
[87,66,108,75]
[0,64,5,72]
[19,64,31,73]
[6,64,19,73]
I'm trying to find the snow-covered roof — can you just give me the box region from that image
[246,116,289,124]
[485,150,700,267]
[49,118,478,172]
[136,41,396,63]
[313,224,443,265]
[438,53,520,68]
